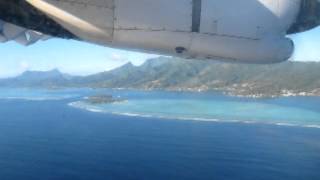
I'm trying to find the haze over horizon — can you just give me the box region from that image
[0,27,319,78]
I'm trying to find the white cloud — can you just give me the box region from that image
[19,61,30,71]
[110,53,128,62]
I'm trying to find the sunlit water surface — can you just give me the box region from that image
[0,88,319,180]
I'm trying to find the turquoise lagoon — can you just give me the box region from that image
[0,88,319,128]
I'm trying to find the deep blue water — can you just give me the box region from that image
[0,89,320,180]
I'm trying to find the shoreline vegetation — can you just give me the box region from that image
[109,87,320,99]
[0,57,319,98]
[162,87,320,98]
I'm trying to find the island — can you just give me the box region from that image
[85,95,126,104]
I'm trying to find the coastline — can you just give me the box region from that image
[105,87,320,99]
[2,86,320,99]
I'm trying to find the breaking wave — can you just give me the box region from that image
[69,101,320,129]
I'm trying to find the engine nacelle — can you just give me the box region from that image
[112,30,294,63]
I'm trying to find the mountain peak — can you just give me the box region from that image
[22,68,61,75]
[114,62,135,71]
[18,69,67,81]
[122,62,135,68]
[141,57,172,68]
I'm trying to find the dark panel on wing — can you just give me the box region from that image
[0,0,77,39]
[287,0,320,34]
[192,0,202,32]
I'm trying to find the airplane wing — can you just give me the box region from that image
[0,0,319,63]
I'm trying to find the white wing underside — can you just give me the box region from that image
[0,0,307,63]
[0,20,50,46]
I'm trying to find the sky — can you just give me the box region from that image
[0,27,319,78]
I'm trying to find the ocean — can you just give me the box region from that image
[0,88,319,180]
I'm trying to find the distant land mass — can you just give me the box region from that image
[1,57,320,98]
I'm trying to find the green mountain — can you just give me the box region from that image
[0,69,71,88]
[1,57,320,97]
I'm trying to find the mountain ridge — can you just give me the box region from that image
[1,57,320,97]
